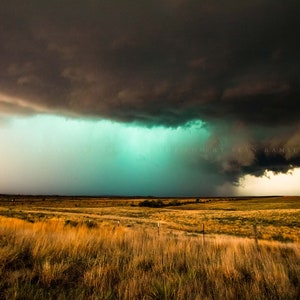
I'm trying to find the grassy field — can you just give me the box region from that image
[0,195,299,299]
[0,195,299,242]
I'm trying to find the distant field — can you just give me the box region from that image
[0,195,299,242]
[0,195,299,299]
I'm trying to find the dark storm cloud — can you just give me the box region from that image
[0,0,299,124]
[208,125,300,184]
[0,0,299,183]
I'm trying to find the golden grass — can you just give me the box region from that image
[1,196,299,243]
[0,216,299,300]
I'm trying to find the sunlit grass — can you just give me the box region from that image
[0,196,299,242]
[0,216,299,299]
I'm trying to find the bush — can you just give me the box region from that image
[139,200,164,208]
[64,220,78,227]
[84,220,98,229]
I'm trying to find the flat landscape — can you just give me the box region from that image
[0,196,299,299]
[1,195,299,242]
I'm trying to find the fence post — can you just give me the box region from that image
[157,222,160,236]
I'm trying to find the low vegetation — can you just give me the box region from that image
[0,196,299,299]
[1,196,299,242]
[0,216,299,300]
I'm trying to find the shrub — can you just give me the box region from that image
[84,220,98,229]
[64,220,78,227]
[139,200,164,208]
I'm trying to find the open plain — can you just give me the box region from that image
[0,195,299,299]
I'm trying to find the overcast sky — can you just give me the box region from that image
[0,1,299,196]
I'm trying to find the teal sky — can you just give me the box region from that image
[0,115,219,196]
[1,114,299,196]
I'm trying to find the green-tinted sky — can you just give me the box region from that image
[0,116,213,195]
[0,115,299,196]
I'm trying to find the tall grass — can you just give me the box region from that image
[0,216,299,300]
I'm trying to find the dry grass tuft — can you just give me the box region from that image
[0,216,299,299]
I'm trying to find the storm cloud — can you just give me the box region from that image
[0,0,299,189]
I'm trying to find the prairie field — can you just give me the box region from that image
[0,196,299,299]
